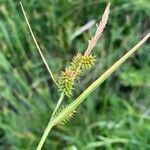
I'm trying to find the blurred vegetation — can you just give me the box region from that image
[0,0,150,150]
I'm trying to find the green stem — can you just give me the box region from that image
[36,122,53,150]
[36,93,64,150]
[50,93,65,120]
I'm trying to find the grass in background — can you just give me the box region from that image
[0,0,150,149]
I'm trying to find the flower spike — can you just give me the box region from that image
[84,3,110,56]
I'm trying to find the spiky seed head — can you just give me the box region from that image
[80,54,96,70]
[70,53,95,75]
[59,68,75,97]
[53,104,76,125]
[59,54,95,97]
[69,53,83,75]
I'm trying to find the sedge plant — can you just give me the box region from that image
[20,2,150,150]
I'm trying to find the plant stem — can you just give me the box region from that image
[36,122,53,150]
[36,93,64,150]
[50,93,65,120]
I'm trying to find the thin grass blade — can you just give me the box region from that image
[20,2,58,86]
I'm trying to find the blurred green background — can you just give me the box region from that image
[0,0,150,150]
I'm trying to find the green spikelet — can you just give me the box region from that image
[54,105,66,118]
[54,105,76,125]
[70,53,83,75]
[80,54,96,70]
[60,110,76,125]
[70,53,96,75]
[59,54,95,97]
[59,68,75,97]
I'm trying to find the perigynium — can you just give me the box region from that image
[20,2,150,150]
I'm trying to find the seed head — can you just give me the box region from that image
[80,54,96,70]
[59,68,75,97]
[58,3,110,97]
[70,54,95,75]
[70,53,83,75]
